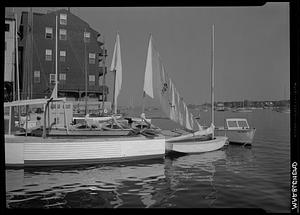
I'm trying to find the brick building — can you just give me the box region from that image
[18,9,109,102]
[4,10,16,102]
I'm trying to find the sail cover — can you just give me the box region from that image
[143,35,208,132]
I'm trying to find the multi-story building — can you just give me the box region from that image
[5,10,17,102]
[18,9,109,105]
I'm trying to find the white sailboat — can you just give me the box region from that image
[5,15,165,167]
[142,26,228,154]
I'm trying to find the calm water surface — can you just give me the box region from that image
[5,109,290,212]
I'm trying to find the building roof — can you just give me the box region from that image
[20,9,100,36]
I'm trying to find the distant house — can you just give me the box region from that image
[18,9,108,101]
[215,102,225,111]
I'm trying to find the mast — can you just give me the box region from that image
[84,28,88,115]
[55,15,58,98]
[15,11,21,127]
[15,13,20,101]
[112,69,116,114]
[30,7,33,99]
[211,24,215,139]
[111,33,116,114]
[101,36,107,115]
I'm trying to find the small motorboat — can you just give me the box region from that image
[215,118,256,145]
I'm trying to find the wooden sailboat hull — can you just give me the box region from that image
[5,135,165,167]
[165,136,228,154]
[214,128,256,144]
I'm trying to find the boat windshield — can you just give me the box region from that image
[226,119,249,130]
[227,121,238,128]
[237,120,249,128]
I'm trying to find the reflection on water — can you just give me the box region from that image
[164,150,227,208]
[6,150,227,208]
[224,145,256,174]
[6,160,166,208]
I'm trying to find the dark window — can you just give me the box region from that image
[59,73,66,81]
[50,74,56,84]
[5,23,10,32]
[89,75,95,86]
[60,50,66,62]
[45,49,52,61]
[60,14,67,25]
[59,29,67,40]
[84,31,90,43]
[19,25,24,39]
[34,71,40,83]
[89,53,95,64]
[45,27,53,39]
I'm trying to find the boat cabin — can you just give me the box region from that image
[225,118,250,130]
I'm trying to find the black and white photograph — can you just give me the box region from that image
[3,2,297,213]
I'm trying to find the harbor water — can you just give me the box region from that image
[5,109,290,212]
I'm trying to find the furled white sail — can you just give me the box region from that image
[169,80,177,121]
[143,35,154,98]
[110,33,122,114]
[184,102,192,130]
[176,90,184,127]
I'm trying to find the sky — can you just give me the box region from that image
[11,4,290,106]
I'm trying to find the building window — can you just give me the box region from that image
[60,50,66,62]
[89,53,95,64]
[34,71,40,83]
[59,73,66,81]
[45,49,52,61]
[45,27,53,39]
[60,14,67,25]
[5,23,10,32]
[84,31,90,43]
[89,75,95,86]
[50,74,56,84]
[59,29,67,40]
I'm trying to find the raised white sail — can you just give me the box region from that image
[143,34,213,136]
